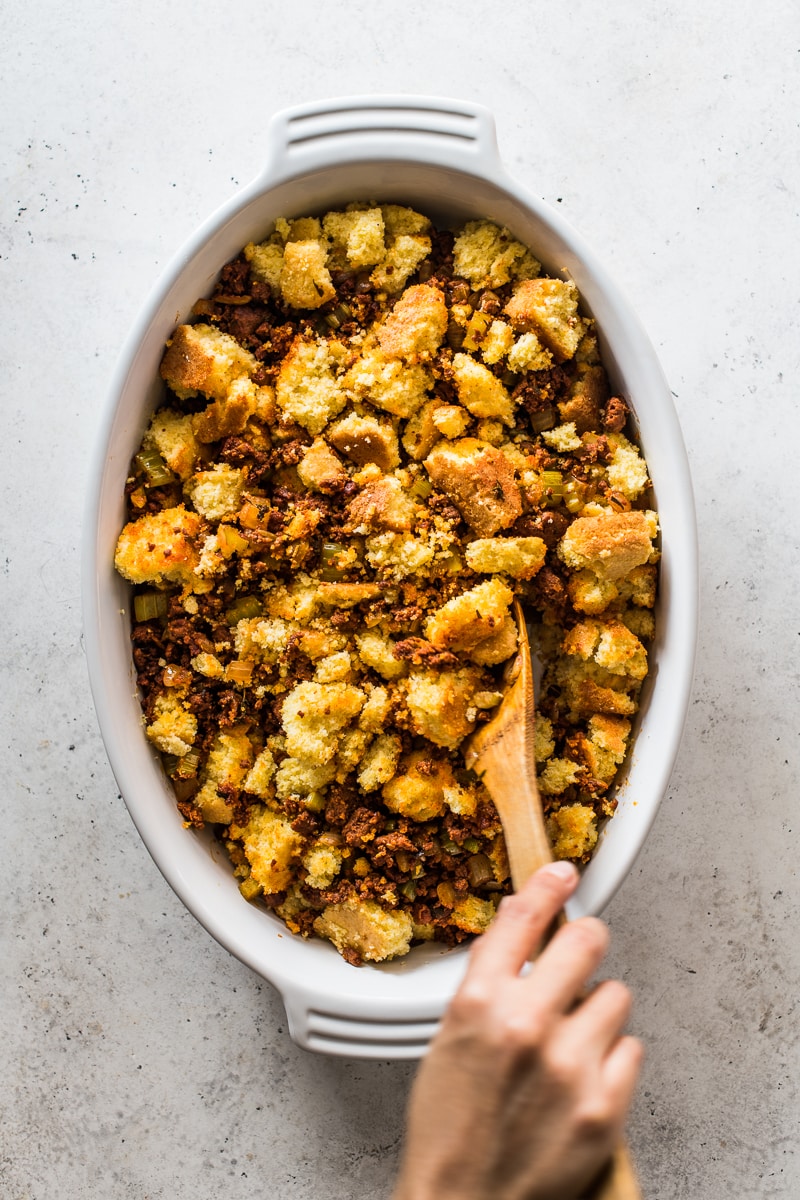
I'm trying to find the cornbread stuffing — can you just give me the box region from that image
[116,205,659,965]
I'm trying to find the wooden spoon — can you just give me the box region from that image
[464,599,642,1200]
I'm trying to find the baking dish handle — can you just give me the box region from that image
[260,95,503,184]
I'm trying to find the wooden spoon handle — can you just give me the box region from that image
[585,1142,641,1199]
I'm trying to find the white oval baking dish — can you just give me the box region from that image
[83,96,698,1059]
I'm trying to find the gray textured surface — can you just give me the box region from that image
[3,2,799,1196]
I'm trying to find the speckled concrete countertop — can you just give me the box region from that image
[3,2,799,1196]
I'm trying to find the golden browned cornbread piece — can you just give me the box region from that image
[115,505,201,586]
[465,536,547,580]
[193,378,273,444]
[424,439,522,537]
[279,239,335,309]
[142,409,201,481]
[547,804,598,860]
[378,284,448,361]
[313,896,414,963]
[432,405,472,439]
[145,692,198,757]
[451,353,515,425]
[195,725,254,824]
[160,323,257,401]
[559,365,608,432]
[327,412,400,472]
[404,665,485,749]
[281,680,366,765]
[424,578,514,653]
[468,615,519,666]
[401,398,445,461]
[452,221,540,288]
[450,895,497,934]
[563,618,648,682]
[346,475,418,533]
[185,463,245,522]
[559,510,658,581]
[504,278,587,361]
[296,438,348,493]
[574,714,632,786]
[323,207,386,269]
[382,751,457,820]
[230,805,303,893]
[343,347,432,418]
[275,336,347,434]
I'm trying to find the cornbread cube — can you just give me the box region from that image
[283,216,323,242]
[442,782,479,817]
[380,204,431,239]
[314,897,414,963]
[358,733,402,793]
[507,332,553,374]
[194,782,235,825]
[559,510,658,581]
[343,347,432,418]
[424,439,522,537]
[449,895,496,934]
[114,505,201,586]
[358,685,392,731]
[555,658,639,720]
[346,475,418,533]
[432,405,472,439]
[619,607,656,642]
[563,619,648,682]
[401,398,444,461]
[230,805,303,894]
[382,751,456,820]
[192,377,264,444]
[558,365,608,433]
[146,693,197,757]
[534,714,556,762]
[404,666,485,749]
[567,569,619,615]
[538,756,584,796]
[468,616,519,666]
[355,629,408,680]
[453,221,541,288]
[194,725,254,824]
[335,727,370,776]
[480,319,515,365]
[143,409,201,481]
[504,278,587,361]
[275,757,337,800]
[312,651,353,684]
[364,529,443,578]
[616,564,657,608]
[281,681,366,765]
[263,579,320,622]
[542,422,582,453]
[185,463,245,521]
[316,581,384,608]
[451,353,515,425]
[243,747,278,798]
[606,433,649,500]
[276,336,347,435]
[371,235,431,294]
[244,239,284,290]
[327,412,400,472]
[475,418,506,446]
[575,715,632,786]
[377,284,448,360]
[465,536,547,580]
[547,804,598,860]
[323,207,386,268]
[425,578,514,653]
[296,438,348,492]
[279,239,335,309]
[160,323,257,401]
[234,617,293,664]
[303,842,343,889]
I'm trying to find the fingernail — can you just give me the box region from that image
[541,861,578,883]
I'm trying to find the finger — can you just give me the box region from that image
[466,862,580,981]
[521,916,610,1015]
[556,979,633,1060]
[600,1035,644,1122]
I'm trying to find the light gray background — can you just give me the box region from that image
[3,2,798,1197]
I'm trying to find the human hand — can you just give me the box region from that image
[392,861,642,1200]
